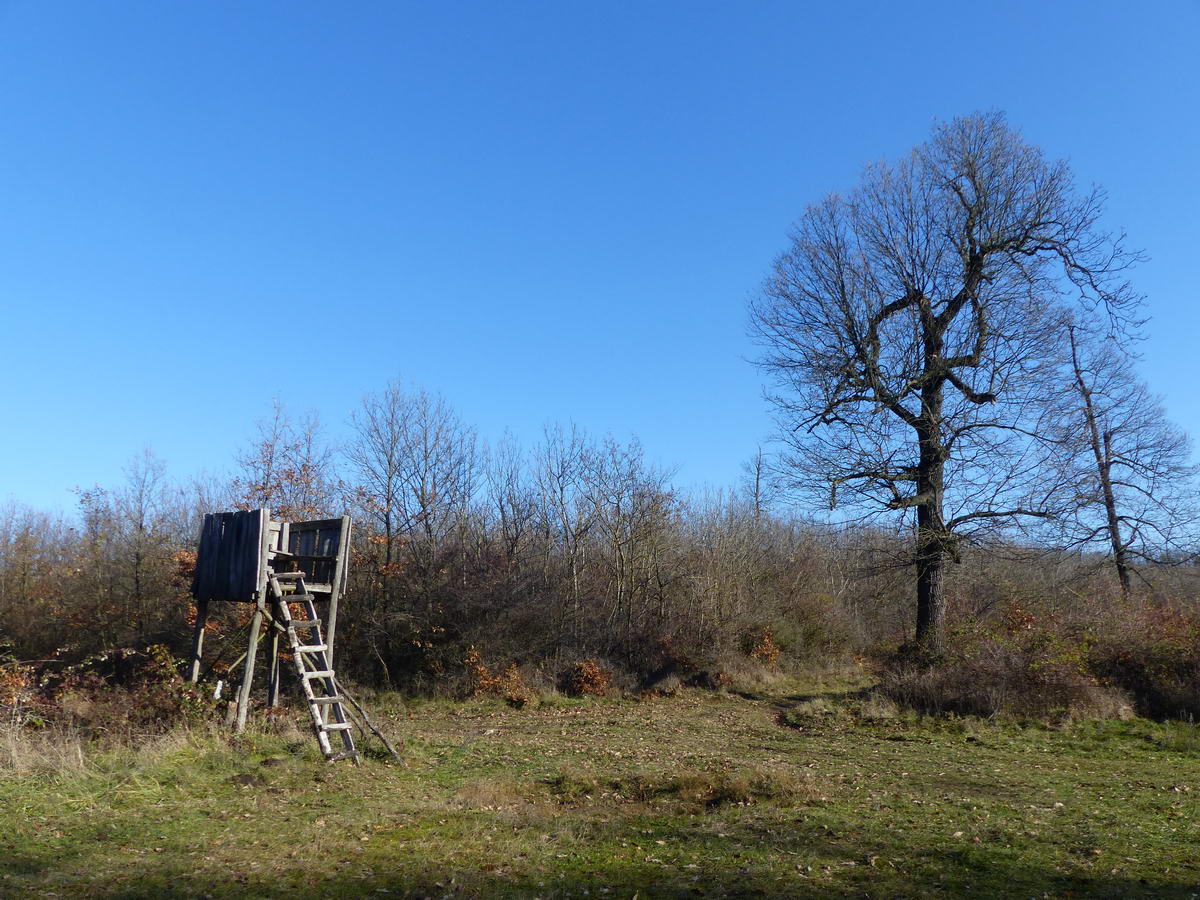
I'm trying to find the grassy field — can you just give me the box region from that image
[2,675,1198,899]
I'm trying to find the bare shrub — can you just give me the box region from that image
[1086,602,1200,720]
[641,672,681,697]
[497,665,533,708]
[743,630,782,668]
[880,651,1128,721]
[562,659,612,697]
[877,603,1137,721]
[25,645,214,742]
[462,647,532,707]
[1,660,36,728]
[683,669,732,692]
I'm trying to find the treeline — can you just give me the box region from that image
[1,383,1196,711]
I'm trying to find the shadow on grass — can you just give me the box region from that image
[70,858,1200,900]
[730,684,874,710]
[19,813,1198,899]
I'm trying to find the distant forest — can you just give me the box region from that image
[0,379,1195,715]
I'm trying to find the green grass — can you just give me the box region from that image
[1,681,1198,898]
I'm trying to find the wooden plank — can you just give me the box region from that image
[225,516,239,593]
[213,513,234,600]
[192,515,219,601]
[253,508,270,600]
[287,517,345,530]
[202,515,221,596]
[288,517,347,589]
[192,509,272,603]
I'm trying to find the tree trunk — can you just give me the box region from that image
[914,375,948,653]
[1101,431,1133,599]
[914,455,947,653]
[1069,328,1133,600]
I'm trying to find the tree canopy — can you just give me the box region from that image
[752,112,1144,650]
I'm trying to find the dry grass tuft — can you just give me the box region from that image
[664,766,820,808]
[717,655,788,693]
[859,693,900,720]
[455,777,530,810]
[785,697,836,720]
[0,723,89,776]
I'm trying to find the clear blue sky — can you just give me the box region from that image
[2,1,1197,513]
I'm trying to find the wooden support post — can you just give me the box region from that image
[326,515,352,667]
[267,626,281,707]
[222,649,248,726]
[188,600,209,683]
[326,597,339,670]
[234,608,264,734]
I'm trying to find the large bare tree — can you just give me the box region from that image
[751,112,1142,652]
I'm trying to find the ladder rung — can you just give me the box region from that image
[302,670,334,679]
[296,644,328,653]
[274,572,306,580]
[288,619,321,629]
[309,696,345,705]
[320,722,354,731]
[280,593,314,602]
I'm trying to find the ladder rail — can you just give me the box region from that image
[291,590,355,753]
[267,571,358,762]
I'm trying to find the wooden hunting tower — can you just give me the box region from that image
[188,509,357,761]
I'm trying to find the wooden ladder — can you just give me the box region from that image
[267,571,358,763]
